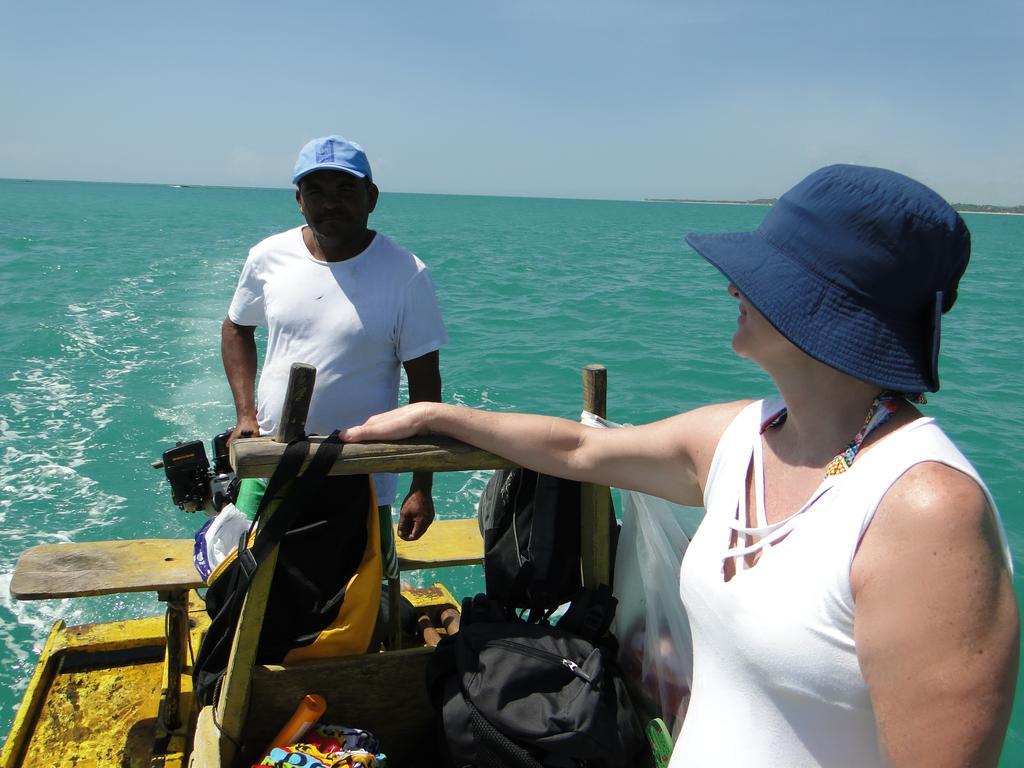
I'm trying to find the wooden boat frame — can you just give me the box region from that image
[2,364,616,767]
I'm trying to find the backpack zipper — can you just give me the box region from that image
[489,638,595,684]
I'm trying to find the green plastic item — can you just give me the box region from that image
[234,476,269,519]
[646,718,673,768]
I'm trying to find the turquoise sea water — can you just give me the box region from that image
[1,179,1022,760]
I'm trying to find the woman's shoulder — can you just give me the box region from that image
[657,399,758,445]
[887,460,1010,565]
[884,461,990,530]
[656,400,759,487]
[858,458,1011,590]
[685,398,760,424]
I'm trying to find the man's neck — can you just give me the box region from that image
[303,227,376,262]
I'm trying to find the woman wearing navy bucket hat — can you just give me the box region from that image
[341,165,1018,767]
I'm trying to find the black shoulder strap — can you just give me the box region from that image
[526,473,562,581]
[234,431,344,587]
[555,585,618,643]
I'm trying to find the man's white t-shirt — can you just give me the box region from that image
[227,226,447,505]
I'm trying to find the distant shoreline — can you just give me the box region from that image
[3,179,1022,213]
[957,210,1024,217]
[644,197,1024,216]
[644,198,773,207]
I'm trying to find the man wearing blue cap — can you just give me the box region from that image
[221,136,448,579]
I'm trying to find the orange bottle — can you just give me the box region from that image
[264,693,327,756]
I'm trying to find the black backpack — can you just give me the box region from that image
[427,595,644,768]
[478,468,590,618]
[193,434,379,706]
[425,471,642,766]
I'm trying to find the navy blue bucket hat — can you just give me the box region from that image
[685,164,970,392]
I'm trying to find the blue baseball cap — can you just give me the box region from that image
[292,135,373,185]
[685,165,970,392]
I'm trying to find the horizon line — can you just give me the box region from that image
[3,176,1022,211]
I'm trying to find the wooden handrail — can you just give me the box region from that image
[231,435,517,479]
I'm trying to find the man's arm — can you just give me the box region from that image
[853,463,1019,767]
[396,350,442,540]
[221,316,260,446]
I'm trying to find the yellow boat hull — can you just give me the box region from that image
[1,609,207,768]
[1,583,463,768]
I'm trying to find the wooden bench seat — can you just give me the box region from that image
[9,519,482,602]
[394,516,482,571]
[7,518,482,737]
[10,538,203,601]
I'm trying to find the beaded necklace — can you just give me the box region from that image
[760,391,926,477]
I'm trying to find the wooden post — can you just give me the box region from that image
[580,364,612,589]
[276,363,316,443]
[215,363,315,765]
[156,588,188,732]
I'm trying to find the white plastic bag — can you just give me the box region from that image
[193,503,251,582]
[582,411,702,736]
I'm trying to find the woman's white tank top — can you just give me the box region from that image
[672,400,1011,767]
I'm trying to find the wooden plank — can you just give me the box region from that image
[231,435,516,479]
[395,517,483,571]
[580,364,612,589]
[10,539,203,600]
[59,616,166,653]
[9,515,486,601]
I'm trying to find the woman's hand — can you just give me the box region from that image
[338,402,436,443]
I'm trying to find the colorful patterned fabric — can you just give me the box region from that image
[255,725,386,768]
[760,391,925,476]
[317,725,382,754]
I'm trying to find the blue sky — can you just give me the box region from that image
[2,1,1021,203]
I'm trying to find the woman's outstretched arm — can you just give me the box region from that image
[339,400,747,507]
